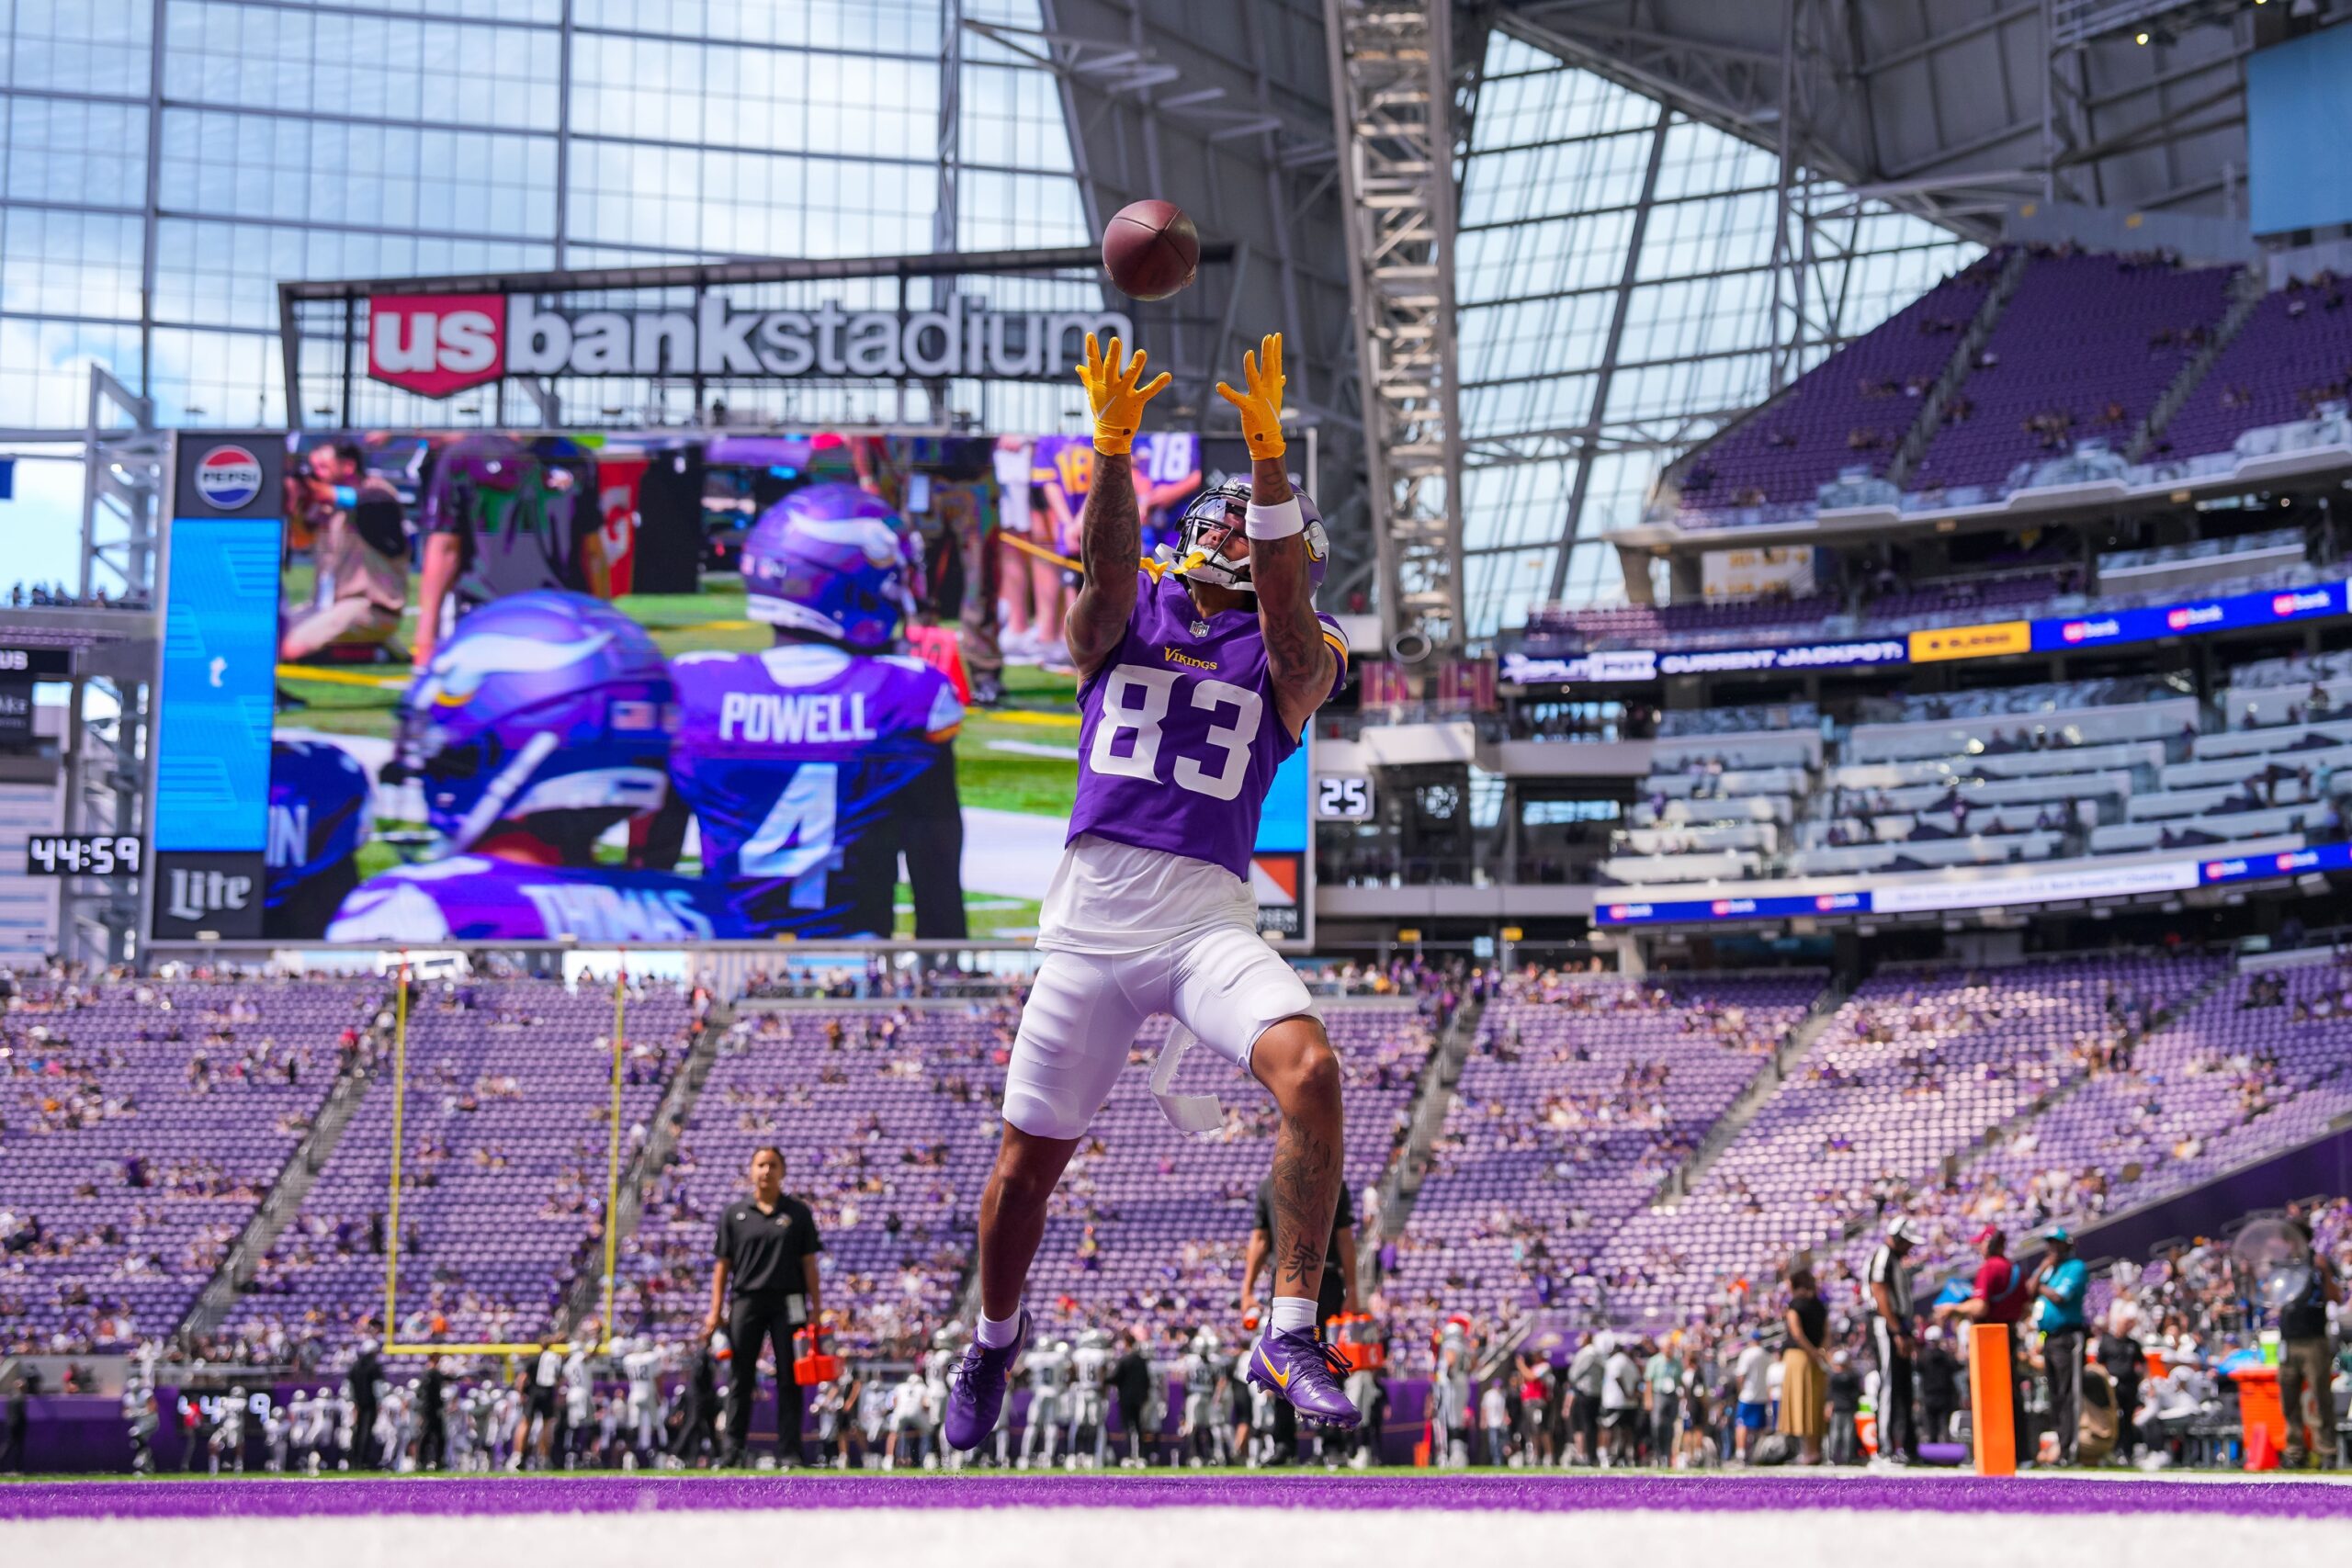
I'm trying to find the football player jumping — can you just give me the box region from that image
[944,333,1358,1450]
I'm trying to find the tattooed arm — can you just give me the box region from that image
[1216,333,1336,739]
[1064,452,1140,681]
[1067,334,1169,681]
[1248,452,1337,741]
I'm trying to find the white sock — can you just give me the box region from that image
[977,1308,1023,1348]
[1270,1296,1317,1336]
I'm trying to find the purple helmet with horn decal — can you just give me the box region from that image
[386,590,674,860]
[741,480,913,651]
[1165,478,1329,598]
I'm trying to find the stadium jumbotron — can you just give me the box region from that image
[8,0,2352,1560]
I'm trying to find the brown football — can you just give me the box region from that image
[1102,198,1200,302]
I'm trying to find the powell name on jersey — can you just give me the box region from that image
[326,856,745,943]
[668,645,962,938]
[1067,569,1346,880]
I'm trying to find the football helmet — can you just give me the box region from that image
[741,481,913,650]
[386,590,674,860]
[1160,477,1329,597]
[265,739,373,909]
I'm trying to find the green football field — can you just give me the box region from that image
[278,571,1074,937]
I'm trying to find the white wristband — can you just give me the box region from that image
[1244,496,1304,540]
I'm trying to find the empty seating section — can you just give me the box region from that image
[1589,956,2221,1325]
[1521,596,1838,654]
[0,977,377,1355]
[215,979,690,1360]
[1909,253,2236,493]
[1617,679,2322,886]
[1676,254,2000,512]
[1885,964,2352,1272]
[1387,974,1823,1347]
[1613,721,1819,883]
[616,998,1438,1356]
[2098,526,2308,594]
[612,1001,1013,1359]
[2160,277,2352,459]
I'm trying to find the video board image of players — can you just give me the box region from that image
[264,427,1145,942]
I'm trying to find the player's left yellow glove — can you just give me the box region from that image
[1076,333,1171,457]
[1216,332,1287,460]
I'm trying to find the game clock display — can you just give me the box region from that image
[25,833,143,877]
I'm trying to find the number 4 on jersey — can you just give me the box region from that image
[740,761,837,908]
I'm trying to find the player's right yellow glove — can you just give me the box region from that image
[1076,333,1171,457]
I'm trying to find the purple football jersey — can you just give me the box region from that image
[1065,570,1345,878]
[326,857,745,943]
[667,647,961,938]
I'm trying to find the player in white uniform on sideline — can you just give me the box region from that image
[923,1326,960,1471]
[944,333,1357,1450]
[857,1374,892,1467]
[1177,1329,1229,1466]
[563,1344,594,1469]
[285,1389,315,1473]
[1019,1338,1072,1468]
[1068,1328,1113,1468]
[621,1336,663,1468]
[888,1371,931,1471]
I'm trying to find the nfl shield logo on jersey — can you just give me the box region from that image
[1190,618,1210,637]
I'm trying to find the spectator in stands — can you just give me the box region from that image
[2276,1216,2340,1471]
[706,1146,824,1468]
[2031,1227,2088,1465]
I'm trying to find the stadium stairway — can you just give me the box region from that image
[1654,973,1850,1205]
[1362,988,1485,1301]
[1889,246,2031,489]
[2126,265,2267,462]
[552,997,732,1343]
[174,987,394,1347]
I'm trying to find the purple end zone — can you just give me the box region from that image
[7,1474,2352,1522]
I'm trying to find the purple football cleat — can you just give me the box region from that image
[943,1309,1029,1451]
[1244,1328,1360,1427]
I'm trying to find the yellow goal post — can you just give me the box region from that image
[379,953,630,1359]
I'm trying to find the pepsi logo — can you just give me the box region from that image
[193,445,262,509]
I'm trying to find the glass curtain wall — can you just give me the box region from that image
[1456,32,1982,638]
[0,0,1091,432]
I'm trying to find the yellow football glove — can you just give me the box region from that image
[1076,333,1171,457]
[1216,332,1287,461]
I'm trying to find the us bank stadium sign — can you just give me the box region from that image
[367,291,1135,400]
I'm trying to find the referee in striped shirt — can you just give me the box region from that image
[1867,1218,1919,1463]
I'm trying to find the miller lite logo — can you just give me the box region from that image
[368,292,505,398]
[164,866,254,923]
[192,445,263,510]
